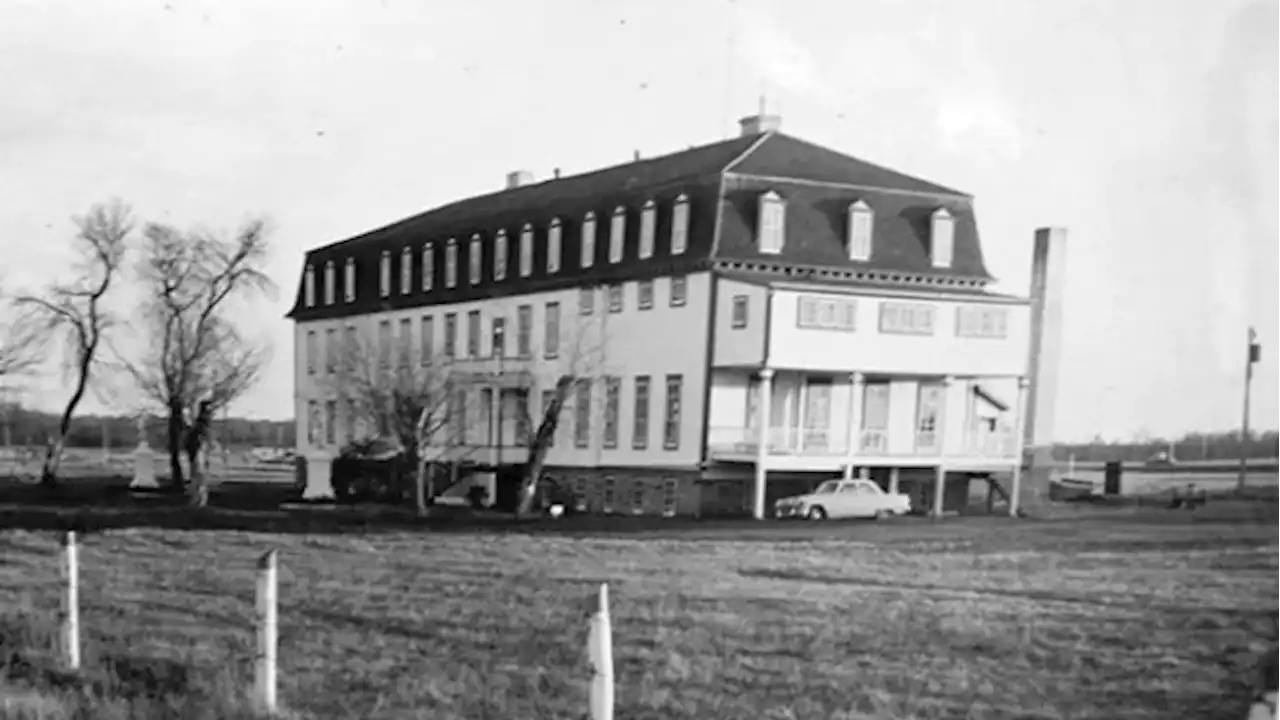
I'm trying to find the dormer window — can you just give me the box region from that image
[931,208,954,269]
[422,242,434,292]
[519,223,533,277]
[547,218,562,274]
[344,257,356,302]
[400,247,412,295]
[671,194,689,255]
[639,200,656,259]
[304,263,316,307]
[445,239,458,288]
[581,212,596,269]
[494,229,508,282]
[323,260,336,305]
[758,190,785,254]
[847,200,873,261]
[609,206,625,264]
[469,233,482,285]
[378,251,391,297]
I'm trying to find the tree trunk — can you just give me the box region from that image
[414,456,429,518]
[166,403,185,488]
[39,437,65,488]
[38,353,95,488]
[515,376,574,518]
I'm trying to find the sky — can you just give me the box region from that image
[0,0,1276,442]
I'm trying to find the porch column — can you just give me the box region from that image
[842,371,864,481]
[888,467,900,495]
[752,368,775,520]
[1009,376,1031,517]
[931,465,947,518]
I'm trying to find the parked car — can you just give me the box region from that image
[774,479,911,520]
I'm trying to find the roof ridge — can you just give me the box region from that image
[768,132,970,198]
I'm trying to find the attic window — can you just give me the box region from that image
[422,242,434,292]
[758,191,785,254]
[494,229,508,282]
[581,212,597,269]
[323,260,336,305]
[671,194,689,255]
[547,218,562,274]
[304,263,316,307]
[931,208,954,269]
[344,257,356,302]
[519,223,533,278]
[639,200,656,259]
[445,239,458,288]
[379,251,391,298]
[400,247,412,295]
[469,234,482,285]
[609,206,626,264]
[847,200,873,261]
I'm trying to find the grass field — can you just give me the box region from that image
[0,504,1276,719]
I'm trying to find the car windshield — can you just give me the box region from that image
[814,481,839,494]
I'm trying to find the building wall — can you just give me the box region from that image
[293,272,713,469]
[712,277,767,366]
[767,289,1031,376]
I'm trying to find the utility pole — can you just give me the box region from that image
[1237,326,1261,492]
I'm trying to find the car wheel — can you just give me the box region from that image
[874,509,891,521]
[806,506,827,520]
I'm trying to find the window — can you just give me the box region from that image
[797,296,857,331]
[514,390,531,445]
[379,251,391,297]
[305,330,317,374]
[581,212,596,269]
[607,284,623,313]
[637,280,654,310]
[863,383,890,430]
[745,376,760,429]
[544,302,560,359]
[324,400,337,445]
[955,306,1009,339]
[879,301,936,335]
[324,328,336,373]
[422,243,434,292]
[455,389,468,445]
[491,317,506,358]
[306,400,319,445]
[494,229,508,282]
[609,206,625,264]
[400,247,412,295]
[915,382,944,451]
[344,258,356,302]
[467,310,481,357]
[547,218,562,274]
[731,295,748,329]
[931,208,954,269]
[574,379,592,448]
[579,287,594,316]
[344,398,356,443]
[848,200,873,261]
[445,239,458,288]
[663,374,682,450]
[479,388,493,446]
[398,318,412,367]
[639,200,656,259]
[758,191,785,254]
[469,234,482,285]
[323,261,336,305]
[662,478,678,517]
[444,313,457,357]
[377,320,391,367]
[519,224,533,278]
[633,376,650,449]
[603,376,621,449]
[602,477,615,514]
[540,389,557,447]
[344,325,357,371]
[304,264,316,307]
[669,275,687,307]
[631,485,645,515]
[517,305,532,358]
[671,194,689,255]
[420,315,434,364]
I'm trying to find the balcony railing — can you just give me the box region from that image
[708,425,1019,460]
[963,428,1017,458]
[707,426,849,456]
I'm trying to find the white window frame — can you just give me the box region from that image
[304,264,316,307]
[662,478,678,517]
[639,199,656,259]
[796,296,857,332]
[322,261,335,305]
[955,305,1009,339]
[581,212,596,269]
[494,229,508,282]
[400,246,412,295]
[547,218,562,274]
[422,243,434,292]
[445,239,458,288]
[609,205,625,264]
[848,200,873,261]
[879,301,936,335]
[469,234,482,285]
[671,194,689,255]
[379,250,391,298]
[931,208,955,269]
[519,223,533,278]
[344,257,356,302]
[758,190,785,254]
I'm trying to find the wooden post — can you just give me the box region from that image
[752,369,774,520]
[60,531,80,671]
[255,550,279,714]
[588,583,614,720]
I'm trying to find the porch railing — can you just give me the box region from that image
[707,426,849,456]
[708,425,1019,459]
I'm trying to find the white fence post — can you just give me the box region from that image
[60,531,80,670]
[588,583,614,720]
[254,549,279,714]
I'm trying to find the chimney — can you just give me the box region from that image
[738,113,781,137]
[553,168,561,179]
[506,170,534,189]
[633,150,641,162]
[1023,227,1068,457]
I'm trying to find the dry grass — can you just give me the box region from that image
[0,510,1276,719]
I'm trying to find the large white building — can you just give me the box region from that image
[288,113,1066,518]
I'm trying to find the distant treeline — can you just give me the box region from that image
[0,403,295,449]
[1052,430,1279,463]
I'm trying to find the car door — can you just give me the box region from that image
[854,480,886,515]
[829,481,862,518]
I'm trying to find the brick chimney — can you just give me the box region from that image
[738,113,781,136]
[1024,227,1068,453]
[506,170,534,189]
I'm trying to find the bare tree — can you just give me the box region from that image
[120,218,274,500]
[12,200,131,486]
[0,311,41,381]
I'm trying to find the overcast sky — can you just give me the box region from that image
[1,0,1276,442]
